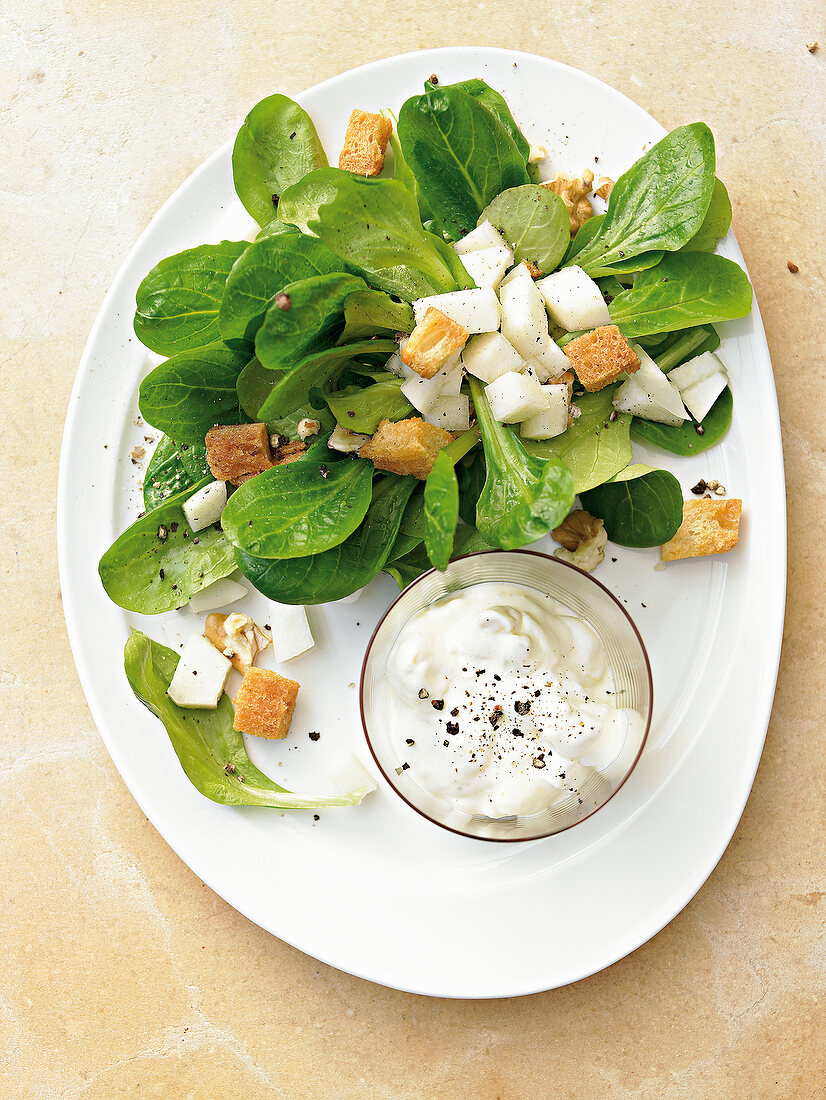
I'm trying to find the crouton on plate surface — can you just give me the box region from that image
[359,417,454,480]
[563,325,641,392]
[660,498,743,561]
[233,667,300,740]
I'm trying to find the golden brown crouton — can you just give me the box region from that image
[542,170,595,235]
[338,110,393,177]
[660,498,742,562]
[271,438,307,466]
[564,326,641,392]
[205,423,273,486]
[232,667,299,739]
[401,307,469,379]
[360,417,454,480]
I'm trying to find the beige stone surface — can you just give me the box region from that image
[1,2,825,1096]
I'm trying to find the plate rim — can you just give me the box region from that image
[58,45,787,998]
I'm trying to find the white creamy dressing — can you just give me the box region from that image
[386,582,642,818]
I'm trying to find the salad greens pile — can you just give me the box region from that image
[102,80,753,615]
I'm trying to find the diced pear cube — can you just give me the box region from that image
[424,394,471,432]
[461,332,524,383]
[485,371,550,423]
[668,351,729,422]
[537,265,611,330]
[182,480,227,533]
[499,273,552,360]
[412,289,501,334]
[613,348,688,427]
[458,246,513,290]
[268,603,315,662]
[524,337,570,382]
[520,384,570,439]
[167,634,232,709]
[453,220,509,255]
[401,360,462,414]
[188,577,248,614]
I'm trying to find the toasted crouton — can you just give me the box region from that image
[338,110,393,177]
[401,307,469,379]
[660,498,742,562]
[232,667,299,740]
[360,417,454,480]
[206,423,273,486]
[563,326,641,392]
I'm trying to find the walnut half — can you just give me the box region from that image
[205,613,271,674]
[551,509,607,573]
[543,170,595,236]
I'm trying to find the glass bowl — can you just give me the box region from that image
[360,550,653,841]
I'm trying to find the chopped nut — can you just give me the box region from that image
[274,292,291,310]
[524,260,543,279]
[542,169,595,235]
[401,306,468,378]
[787,260,799,273]
[270,439,307,467]
[328,425,371,453]
[297,417,321,440]
[528,144,547,164]
[594,176,615,200]
[806,41,818,52]
[552,509,607,573]
[130,445,145,464]
[660,498,742,561]
[204,612,269,674]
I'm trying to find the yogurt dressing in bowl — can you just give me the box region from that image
[386,581,644,819]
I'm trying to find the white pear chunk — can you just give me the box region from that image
[400,359,462,414]
[188,577,248,614]
[268,602,314,662]
[668,351,729,422]
[485,371,549,423]
[424,394,471,432]
[167,634,232,709]
[412,288,501,333]
[524,338,570,382]
[499,273,552,361]
[458,246,513,290]
[520,384,570,439]
[453,220,509,255]
[182,481,227,533]
[613,347,689,427]
[499,261,533,289]
[461,332,524,383]
[537,265,611,330]
[384,351,407,378]
[329,752,378,796]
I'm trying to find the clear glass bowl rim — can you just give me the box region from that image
[359,549,654,843]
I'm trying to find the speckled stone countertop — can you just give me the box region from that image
[2,3,824,1096]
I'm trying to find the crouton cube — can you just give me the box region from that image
[232,667,300,740]
[563,325,641,392]
[206,423,273,486]
[359,417,454,480]
[660,498,743,562]
[401,307,469,379]
[338,109,393,177]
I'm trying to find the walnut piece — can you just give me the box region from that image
[543,170,595,235]
[594,176,615,200]
[551,509,607,573]
[205,612,270,674]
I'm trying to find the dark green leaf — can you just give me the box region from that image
[423,450,459,570]
[254,272,366,371]
[337,289,415,342]
[449,78,531,162]
[232,94,327,227]
[218,230,344,345]
[143,437,211,511]
[609,251,753,337]
[522,389,632,494]
[134,242,248,355]
[279,168,463,300]
[457,449,486,526]
[571,124,716,276]
[326,378,413,434]
[99,478,236,614]
[387,129,431,221]
[479,185,569,272]
[469,378,575,550]
[124,632,368,808]
[385,524,492,589]
[580,465,684,547]
[682,178,732,252]
[630,386,733,455]
[221,456,374,559]
[235,474,416,604]
[566,214,663,274]
[138,345,249,443]
[398,84,530,238]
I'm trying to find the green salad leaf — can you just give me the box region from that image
[423,450,459,570]
[457,449,486,526]
[99,479,237,613]
[138,345,249,443]
[522,389,632,494]
[325,377,413,434]
[337,289,415,342]
[398,83,530,238]
[580,465,684,547]
[221,452,375,560]
[682,178,732,252]
[235,473,417,604]
[609,251,753,337]
[385,524,492,589]
[565,215,663,274]
[134,242,248,355]
[143,437,211,511]
[125,632,369,809]
[479,185,569,272]
[232,93,328,227]
[450,79,532,165]
[571,124,716,276]
[470,379,574,550]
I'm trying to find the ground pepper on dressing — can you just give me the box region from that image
[386,582,643,818]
